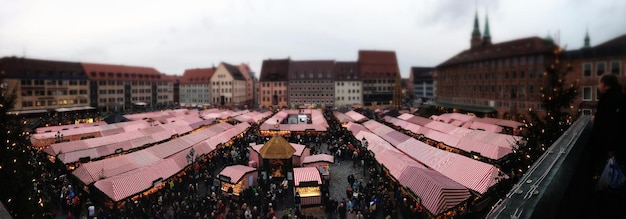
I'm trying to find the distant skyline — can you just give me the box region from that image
[1,0,624,78]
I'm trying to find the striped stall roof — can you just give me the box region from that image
[399,166,471,216]
[334,112,355,123]
[302,154,335,164]
[147,139,192,159]
[293,167,322,186]
[35,121,108,134]
[219,165,257,184]
[344,110,368,122]
[94,159,180,201]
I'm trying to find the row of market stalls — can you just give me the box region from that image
[430,113,524,134]
[387,113,522,161]
[335,110,518,217]
[31,120,151,147]
[31,108,208,147]
[346,122,471,217]
[31,109,271,207]
[72,122,250,204]
[260,109,329,136]
[42,113,216,167]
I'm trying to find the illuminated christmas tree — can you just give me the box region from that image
[515,45,579,174]
[0,71,49,218]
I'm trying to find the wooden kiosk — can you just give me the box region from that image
[217,165,258,198]
[293,167,323,205]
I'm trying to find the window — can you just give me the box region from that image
[611,61,621,75]
[596,62,606,76]
[582,86,592,101]
[583,63,592,77]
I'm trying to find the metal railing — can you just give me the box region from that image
[486,115,592,219]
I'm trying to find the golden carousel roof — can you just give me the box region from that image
[259,135,296,159]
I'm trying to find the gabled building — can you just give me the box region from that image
[564,33,626,115]
[436,12,557,119]
[259,58,290,109]
[210,62,248,108]
[410,67,436,103]
[238,64,256,109]
[0,57,91,114]
[288,60,336,108]
[358,50,401,107]
[179,67,215,108]
[82,63,174,112]
[334,61,362,107]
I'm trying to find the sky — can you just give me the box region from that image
[1,0,625,78]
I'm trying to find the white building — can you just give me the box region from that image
[211,62,248,108]
[334,61,362,107]
[179,67,215,108]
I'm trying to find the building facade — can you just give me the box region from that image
[82,63,174,112]
[288,60,336,108]
[564,33,626,115]
[410,67,436,103]
[259,59,290,109]
[238,64,256,109]
[0,57,91,114]
[210,63,248,108]
[436,13,557,119]
[334,61,362,107]
[180,67,215,108]
[358,50,401,107]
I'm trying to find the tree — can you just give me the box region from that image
[0,71,50,218]
[513,45,579,174]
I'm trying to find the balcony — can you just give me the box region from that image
[487,115,626,218]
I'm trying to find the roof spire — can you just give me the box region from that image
[470,9,482,48]
[484,12,490,38]
[583,27,590,48]
[482,11,492,46]
[472,9,481,35]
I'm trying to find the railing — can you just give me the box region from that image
[486,115,592,219]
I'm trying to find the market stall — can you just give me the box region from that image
[302,154,334,182]
[293,167,323,206]
[217,165,258,199]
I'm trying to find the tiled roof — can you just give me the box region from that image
[0,57,87,79]
[260,58,290,82]
[334,61,360,81]
[180,67,216,84]
[82,63,164,81]
[222,62,246,81]
[564,34,626,59]
[596,34,626,48]
[411,67,435,82]
[358,50,400,79]
[358,50,398,65]
[238,64,252,80]
[287,60,335,80]
[438,37,556,67]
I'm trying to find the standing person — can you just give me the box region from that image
[294,192,301,211]
[592,73,626,165]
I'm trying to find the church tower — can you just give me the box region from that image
[470,10,482,49]
[482,13,492,46]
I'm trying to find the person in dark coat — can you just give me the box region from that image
[592,73,626,163]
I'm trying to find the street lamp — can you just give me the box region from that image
[187,148,196,164]
[55,131,64,143]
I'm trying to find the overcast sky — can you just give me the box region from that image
[1,0,624,78]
